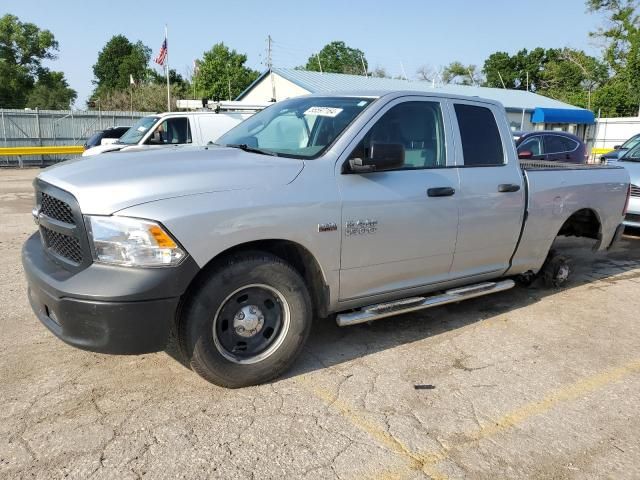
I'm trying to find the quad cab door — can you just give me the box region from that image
[448,101,526,277]
[336,97,460,301]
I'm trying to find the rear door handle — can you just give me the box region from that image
[427,187,455,197]
[498,183,521,193]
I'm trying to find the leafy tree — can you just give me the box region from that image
[371,66,390,78]
[587,0,640,115]
[98,83,186,112]
[304,41,368,75]
[537,48,608,109]
[0,14,74,108]
[26,70,77,109]
[92,35,151,98]
[197,43,259,101]
[442,62,483,85]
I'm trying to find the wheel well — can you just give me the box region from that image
[557,208,601,241]
[190,240,330,318]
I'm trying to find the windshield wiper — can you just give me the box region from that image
[224,143,278,156]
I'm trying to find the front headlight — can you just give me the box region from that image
[86,216,186,267]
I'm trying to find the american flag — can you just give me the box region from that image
[154,38,167,66]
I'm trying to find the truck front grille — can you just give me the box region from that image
[41,192,76,225]
[631,184,640,197]
[35,181,90,270]
[40,226,83,264]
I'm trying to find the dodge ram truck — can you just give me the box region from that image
[22,91,631,388]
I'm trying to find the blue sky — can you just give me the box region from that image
[5,0,606,106]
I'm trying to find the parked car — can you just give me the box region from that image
[23,91,629,388]
[515,131,587,163]
[83,126,130,150]
[82,104,267,157]
[601,133,640,163]
[616,144,640,228]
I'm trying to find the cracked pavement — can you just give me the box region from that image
[2,168,640,479]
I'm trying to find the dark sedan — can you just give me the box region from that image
[515,131,588,164]
[600,133,640,162]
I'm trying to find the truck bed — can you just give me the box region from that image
[520,160,623,171]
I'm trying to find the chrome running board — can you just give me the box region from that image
[336,280,515,327]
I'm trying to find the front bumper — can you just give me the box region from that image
[22,232,199,354]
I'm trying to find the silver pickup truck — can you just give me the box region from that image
[22,91,630,388]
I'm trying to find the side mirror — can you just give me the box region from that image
[348,143,405,173]
[518,150,533,160]
[613,145,621,150]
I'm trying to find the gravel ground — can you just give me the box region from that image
[1,168,640,480]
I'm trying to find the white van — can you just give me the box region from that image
[82,105,267,157]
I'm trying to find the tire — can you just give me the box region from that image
[541,252,571,288]
[179,252,312,388]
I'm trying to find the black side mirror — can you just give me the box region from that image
[613,145,621,150]
[348,143,405,173]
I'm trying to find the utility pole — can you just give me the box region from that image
[400,62,408,81]
[360,54,368,78]
[497,71,506,89]
[316,53,323,73]
[267,35,276,102]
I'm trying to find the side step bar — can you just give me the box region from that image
[336,280,515,327]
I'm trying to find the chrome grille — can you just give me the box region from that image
[41,227,83,264]
[41,192,75,224]
[631,184,640,197]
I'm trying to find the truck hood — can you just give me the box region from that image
[38,146,304,215]
[617,159,640,185]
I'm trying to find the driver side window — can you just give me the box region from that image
[147,118,192,145]
[349,101,446,170]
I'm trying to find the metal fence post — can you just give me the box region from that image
[35,108,42,167]
[1,110,7,166]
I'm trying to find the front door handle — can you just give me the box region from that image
[427,187,455,197]
[498,183,521,193]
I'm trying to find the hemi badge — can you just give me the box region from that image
[318,222,337,233]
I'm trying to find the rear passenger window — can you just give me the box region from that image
[349,101,446,170]
[454,104,504,166]
[545,135,577,154]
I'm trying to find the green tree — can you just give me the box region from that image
[537,48,608,109]
[92,35,151,98]
[587,0,640,116]
[26,70,77,109]
[442,61,483,85]
[0,14,74,108]
[304,41,368,75]
[197,43,259,101]
[483,48,554,91]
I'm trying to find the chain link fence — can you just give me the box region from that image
[0,109,153,167]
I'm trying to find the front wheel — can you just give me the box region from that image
[541,252,571,288]
[179,253,312,388]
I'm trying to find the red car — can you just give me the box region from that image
[515,131,588,164]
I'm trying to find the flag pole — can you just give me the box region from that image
[165,25,170,112]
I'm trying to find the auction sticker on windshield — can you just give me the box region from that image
[304,106,343,117]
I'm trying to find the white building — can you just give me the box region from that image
[238,68,596,137]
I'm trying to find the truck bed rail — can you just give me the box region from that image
[520,160,620,171]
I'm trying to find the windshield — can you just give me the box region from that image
[621,134,640,150]
[118,116,159,145]
[620,144,640,161]
[216,96,375,158]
